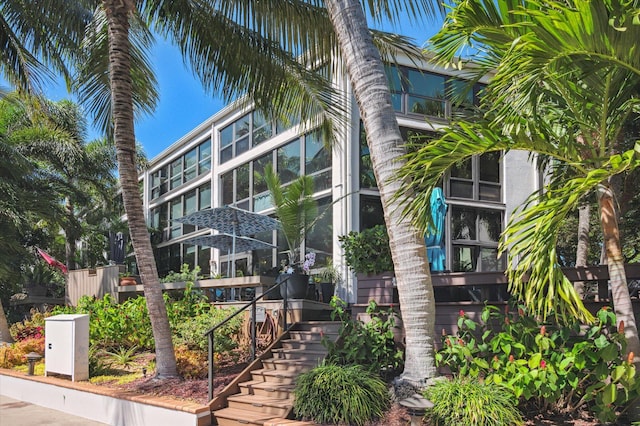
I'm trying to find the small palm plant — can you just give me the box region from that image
[264,164,318,271]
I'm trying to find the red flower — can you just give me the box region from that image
[618,320,625,335]
[540,325,546,335]
[628,352,635,365]
[459,310,465,317]
[540,360,547,369]
[509,355,515,363]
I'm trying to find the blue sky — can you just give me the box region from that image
[3,17,439,160]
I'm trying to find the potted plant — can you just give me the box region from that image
[316,258,341,303]
[265,165,320,299]
[119,272,137,286]
[339,225,396,305]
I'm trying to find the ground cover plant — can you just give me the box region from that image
[437,305,639,423]
[424,376,524,426]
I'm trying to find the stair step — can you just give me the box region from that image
[272,348,327,362]
[240,380,295,398]
[227,394,293,415]
[262,358,318,372]
[252,368,299,384]
[214,407,279,426]
[288,330,338,341]
[281,339,327,351]
[291,321,342,334]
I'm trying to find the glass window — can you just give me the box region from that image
[253,110,272,146]
[359,123,376,189]
[184,148,197,182]
[277,139,300,184]
[253,154,272,212]
[360,196,385,231]
[221,172,233,205]
[306,196,333,266]
[236,163,250,203]
[449,154,501,202]
[199,183,211,210]
[305,131,330,175]
[170,158,183,190]
[199,139,211,173]
[198,246,211,276]
[170,198,183,238]
[450,206,504,272]
[220,125,233,148]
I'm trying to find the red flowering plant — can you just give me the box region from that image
[436,304,639,422]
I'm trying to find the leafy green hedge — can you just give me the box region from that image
[437,305,639,422]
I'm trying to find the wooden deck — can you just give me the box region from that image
[353,264,640,344]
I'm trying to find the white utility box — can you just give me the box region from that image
[44,314,89,381]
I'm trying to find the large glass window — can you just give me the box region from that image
[449,152,502,202]
[277,139,301,183]
[451,207,505,272]
[199,139,212,173]
[150,167,168,200]
[305,130,331,191]
[384,64,484,120]
[253,153,273,212]
[184,148,197,182]
[169,158,183,190]
[219,111,282,164]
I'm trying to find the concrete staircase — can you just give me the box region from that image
[212,321,340,426]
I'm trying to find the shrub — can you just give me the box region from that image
[323,298,403,376]
[175,346,208,379]
[10,309,47,341]
[437,305,639,422]
[293,363,390,426]
[424,376,523,426]
[338,225,393,274]
[0,337,45,368]
[172,306,242,353]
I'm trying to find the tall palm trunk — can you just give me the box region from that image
[574,203,590,298]
[0,301,14,344]
[103,0,177,378]
[325,0,437,388]
[597,182,640,363]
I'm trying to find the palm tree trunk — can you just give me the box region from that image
[0,300,14,344]
[325,0,437,388]
[597,182,640,364]
[103,0,177,378]
[574,203,590,298]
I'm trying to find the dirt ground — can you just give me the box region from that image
[90,368,633,425]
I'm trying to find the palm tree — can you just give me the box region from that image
[324,0,443,388]
[398,0,640,360]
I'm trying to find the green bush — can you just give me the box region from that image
[323,298,403,376]
[293,363,390,426]
[172,306,242,352]
[424,376,523,426]
[338,225,393,274]
[437,305,639,422]
[54,294,155,350]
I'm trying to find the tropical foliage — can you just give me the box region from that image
[438,306,639,422]
[398,0,640,332]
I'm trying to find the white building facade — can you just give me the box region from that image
[139,54,541,304]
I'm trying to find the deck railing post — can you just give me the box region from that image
[208,331,214,401]
[251,300,257,361]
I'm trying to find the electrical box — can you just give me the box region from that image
[44,314,89,381]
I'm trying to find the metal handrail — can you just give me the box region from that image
[205,274,292,401]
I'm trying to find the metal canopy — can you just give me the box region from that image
[173,205,280,236]
[182,233,275,253]
[174,206,280,277]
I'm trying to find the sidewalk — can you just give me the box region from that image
[0,394,107,425]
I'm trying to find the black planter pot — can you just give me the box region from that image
[319,282,335,303]
[278,273,309,299]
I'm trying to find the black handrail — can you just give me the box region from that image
[205,274,292,401]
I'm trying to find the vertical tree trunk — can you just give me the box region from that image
[325,0,437,388]
[103,0,177,378]
[0,301,14,344]
[597,182,640,363]
[574,202,590,298]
